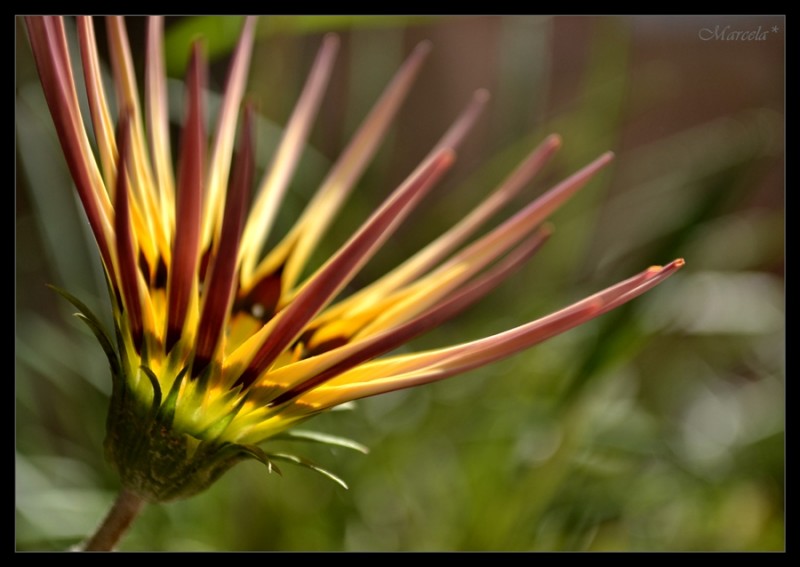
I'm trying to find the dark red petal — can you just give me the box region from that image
[193,105,255,377]
[166,42,206,353]
[24,17,115,280]
[234,149,456,390]
[267,226,551,406]
[114,112,144,352]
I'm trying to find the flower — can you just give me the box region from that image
[24,16,683,505]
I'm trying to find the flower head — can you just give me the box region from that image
[25,16,683,502]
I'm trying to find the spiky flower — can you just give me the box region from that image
[24,15,682,547]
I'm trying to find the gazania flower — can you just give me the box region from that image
[24,16,683,550]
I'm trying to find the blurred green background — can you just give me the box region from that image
[15,16,784,551]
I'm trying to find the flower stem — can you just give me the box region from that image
[80,488,145,551]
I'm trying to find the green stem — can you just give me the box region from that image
[80,488,145,551]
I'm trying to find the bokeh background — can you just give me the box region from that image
[16,15,784,551]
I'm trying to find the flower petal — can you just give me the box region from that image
[296,259,685,409]
[76,17,117,192]
[313,133,562,330]
[239,33,340,284]
[202,16,257,251]
[106,17,166,266]
[113,112,144,352]
[145,16,176,237]
[252,41,433,295]
[24,17,116,279]
[165,43,206,354]
[230,148,455,389]
[193,105,255,378]
[260,225,552,407]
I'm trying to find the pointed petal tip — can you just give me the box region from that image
[545,133,562,150]
[473,88,491,104]
[662,258,686,273]
[190,39,206,64]
[413,40,433,58]
[322,33,340,48]
[440,147,457,165]
[647,258,685,275]
[318,33,340,62]
[430,148,457,174]
[577,150,614,179]
[116,107,132,138]
[240,15,258,39]
[242,99,256,123]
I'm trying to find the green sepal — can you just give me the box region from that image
[156,366,189,427]
[231,443,283,476]
[272,430,369,454]
[73,313,121,377]
[196,395,248,441]
[267,452,349,490]
[139,365,163,418]
[48,285,120,378]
